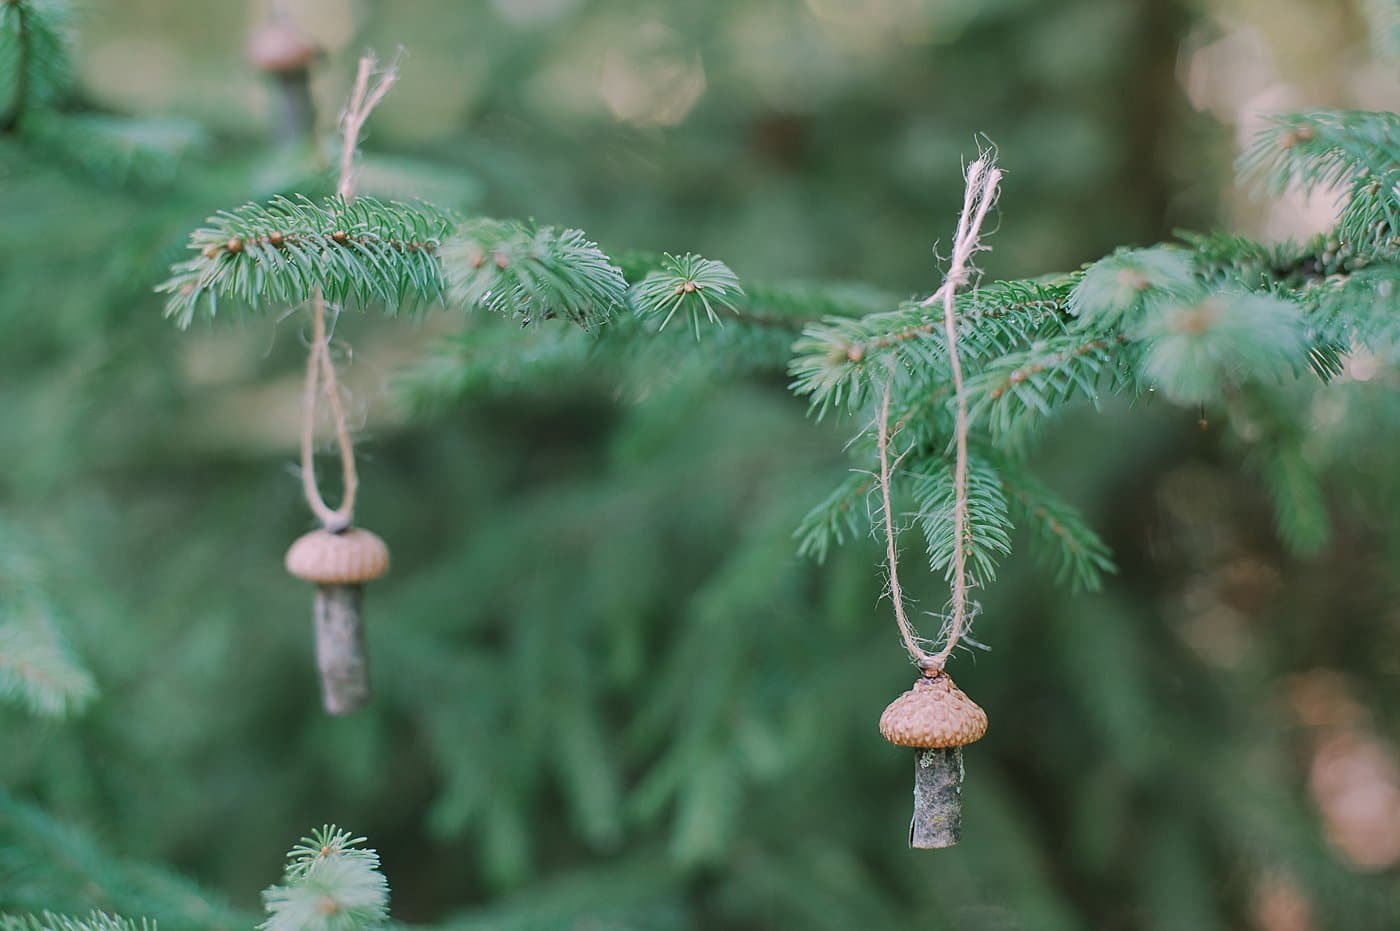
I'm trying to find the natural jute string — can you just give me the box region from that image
[878,153,1001,672]
[300,53,398,531]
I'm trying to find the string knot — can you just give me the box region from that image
[322,513,352,534]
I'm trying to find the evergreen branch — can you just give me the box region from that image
[1068,246,1197,329]
[739,279,896,325]
[0,518,95,718]
[393,323,597,414]
[18,111,206,187]
[1231,387,1335,555]
[618,251,892,328]
[440,218,627,330]
[282,827,380,881]
[794,471,876,563]
[962,333,1131,435]
[1238,110,1400,254]
[905,453,1013,585]
[0,609,96,717]
[1305,264,1400,352]
[259,826,388,931]
[1256,442,1330,555]
[1238,110,1400,200]
[790,279,1071,414]
[1339,166,1400,255]
[0,791,248,927]
[0,0,70,134]
[0,913,152,931]
[157,195,455,326]
[627,253,744,337]
[1135,290,1306,404]
[996,460,1115,591]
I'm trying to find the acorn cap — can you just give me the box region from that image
[285,528,389,584]
[879,673,988,749]
[247,21,319,74]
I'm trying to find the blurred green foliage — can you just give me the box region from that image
[3,0,1400,929]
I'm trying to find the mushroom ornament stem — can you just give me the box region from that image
[313,583,369,714]
[247,19,320,145]
[911,747,965,849]
[879,672,987,849]
[285,528,389,716]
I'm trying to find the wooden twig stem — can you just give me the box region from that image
[909,747,964,848]
[313,584,370,714]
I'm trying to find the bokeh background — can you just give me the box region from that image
[3,0,1400,928]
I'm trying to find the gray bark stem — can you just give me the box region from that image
[909,747,964,849]
[313,583,370,715]
[270,70,315,145]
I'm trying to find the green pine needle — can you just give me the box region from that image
[0,913,153,931]
[1136,290,1306,404]
[259,826,388,931]
[157,195,455,325]
[1068,246,1196,329]
[628,253,744,338]
[440,218,628,330]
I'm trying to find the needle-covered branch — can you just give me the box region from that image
[1,1,203,184]
[441,218,628,330]
[782,107,1399,599]
[0,516,96,718]
[0,0,70,132]
[789,280,1071,415]
[1239,110,1400,254]
[158,195,456,325]
[0,913,153,931]
[259,826,388,931]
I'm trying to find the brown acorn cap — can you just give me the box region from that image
[878,672,988,749]
[247,21,320,74]
[285,528,389,585]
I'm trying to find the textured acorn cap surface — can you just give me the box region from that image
[879,673,988,748]
[247,22,319,73]
[285,528,389,584]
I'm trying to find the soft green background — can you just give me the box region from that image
[2,0,1399,928]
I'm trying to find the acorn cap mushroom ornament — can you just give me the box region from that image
[879,672,987,848]
[286,528,389,715]
[246,20,319,75]
[869,155,1001,850]
[246,17,319,144]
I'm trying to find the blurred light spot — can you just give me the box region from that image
[1309,731,1400,871]
[290,0,361,51]
[490,0,581,27]
[1180,26,1277,120]
[1288,669,1366,731]
[804,0,949,49]
[85,37,181,105]
[725,5,850,111]
[1343,349,1379,383]
[1309,392,1346,430]
[1251,872,1312,931]
[599,24,705,128]
[1290,671,1400,872]
[1175,577,1251,668]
